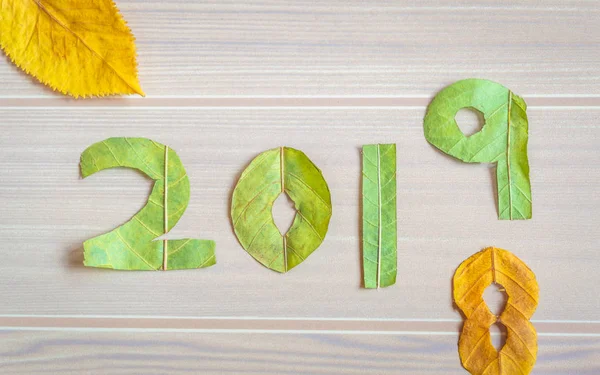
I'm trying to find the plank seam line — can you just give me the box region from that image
[0,327,599,337]
[1,316,598,336]
[1,96,600,107]
[1,315,599,323]
[0,315,598,323]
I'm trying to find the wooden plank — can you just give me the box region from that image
[0,107,598,320]
[0,316,598,336]
[0,330,598,374]
[1,0,599,97]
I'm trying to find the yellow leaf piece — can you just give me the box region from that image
[0,0,144,97]
[453,247,539,375]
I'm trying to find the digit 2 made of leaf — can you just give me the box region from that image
[231,147,332,273]
[454,247,539,375]
[80,138,215,271]
[424,79,532,220]
[362,144,397,289]
[0,0,144,98]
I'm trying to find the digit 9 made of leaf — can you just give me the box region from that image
[424,79,532,220]
[80,138,215,271]
[231,147,332,273]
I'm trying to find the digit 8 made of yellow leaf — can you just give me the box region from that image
[231,147,332,273]
[0,0,144,97]
[453,247,539,375]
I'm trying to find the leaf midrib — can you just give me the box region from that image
[162,145,168,270]
[280,146,287,272]
[376,145,382,289]
[506,91,513,219]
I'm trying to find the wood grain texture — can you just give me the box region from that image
[1,330,599,375]
[0,107,598,321]
[2,1,599,373]
[0,0,599,97]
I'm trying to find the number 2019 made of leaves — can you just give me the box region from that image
[80,79,531,273]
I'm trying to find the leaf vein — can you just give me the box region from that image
[296,210,323,241]
[115,229,156,270]
[286,243,305,261]
[233,181,280,226]
[495,269,538,303]
[514,184,532,203]
[102,140,121,164]
[133,216,160,237]
[363,155,378,167]
[197,254,215,268]
[285,171,331,212]
[246,219,271,252]
[462,330,490,366]
[364,219,378,228]
[362,172,377,184]
[500,351,526,375]
[505,324,536,359]
[467,131,507,162]
[168,172,188,188]
[168,239,192,257]
[124,138,162,179]
[363,195,379,207]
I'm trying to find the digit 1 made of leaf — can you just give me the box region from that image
[362,144,397,289]
[231,147,332,273]
[424,79,532,220]
[80,138,215,271]
[453,247,539,375]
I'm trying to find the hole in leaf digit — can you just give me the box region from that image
[455,107,485,137]
[489,321,508,352]
[272,192,296,236]
[483,283,508,316]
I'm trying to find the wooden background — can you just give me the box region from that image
[1,1,599,373]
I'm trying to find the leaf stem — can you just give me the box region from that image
[507,91,513,220]
[280,146,287,273]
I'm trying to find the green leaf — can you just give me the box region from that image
[424,78,532,220]
[80,137,215,270]
[362,144,397,288]
[231,147,332,273]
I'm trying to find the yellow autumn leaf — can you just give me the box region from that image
[0,0,144,98]
[453,247,539,375]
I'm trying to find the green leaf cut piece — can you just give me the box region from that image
[424,78,532,220]
[231,147,332,273]
[80,137,215,270]
[362,144,397,289]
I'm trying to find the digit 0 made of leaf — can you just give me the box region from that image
[453,247,539,375]
[424,79,532,220]
[80,138,215,271]
[231,147,333,273]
